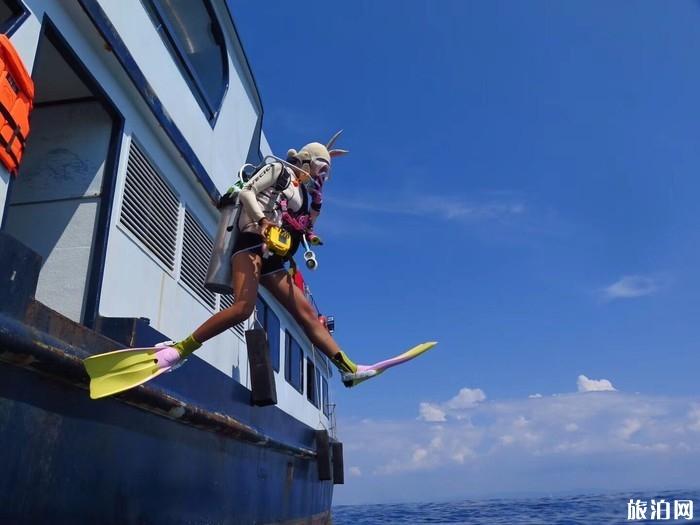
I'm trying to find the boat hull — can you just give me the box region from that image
[0,361,332,525]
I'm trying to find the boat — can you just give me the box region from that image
[0,1,342,523]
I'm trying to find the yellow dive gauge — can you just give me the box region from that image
[265,226,292,256]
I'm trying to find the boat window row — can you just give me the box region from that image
[257,296,331,415]
[141,0,228,125]
[284,328,331,415]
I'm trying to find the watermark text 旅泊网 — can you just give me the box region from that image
[627,498,693,521]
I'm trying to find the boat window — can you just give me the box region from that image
[143,0,228,123]
[306,359,319,407]
[0,0,27,34]
[284,331,303,393]
[322,376,330,417]
[256,297,280,371]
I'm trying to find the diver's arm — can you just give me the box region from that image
[238,163,286,224]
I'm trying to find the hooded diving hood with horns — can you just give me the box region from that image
[287,130,349,166]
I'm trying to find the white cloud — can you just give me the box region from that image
[687,406,700,432]
[617,418,643,440]
[418,402,447,422]
[445,388,487,410]
[349,467,362,477]
[412,448,428,463]
[577,374,616,392]
[602,275,663,300]
[337,391,700,504]
[418,387,486,423]
[529,393,543,399]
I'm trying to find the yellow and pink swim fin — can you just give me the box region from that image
[341,341,437,388]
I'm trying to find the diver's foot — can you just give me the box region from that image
[341,365,380,388]
[154,341,187,372]
[333,350,358,375]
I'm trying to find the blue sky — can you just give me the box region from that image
[233,1,700,504]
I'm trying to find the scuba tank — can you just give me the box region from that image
[204,164,252,294]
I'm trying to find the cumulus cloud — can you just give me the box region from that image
[338,390,700,504]
[418,387,486,422]
[418,402,446,422]
[617,418,643,440]
[602,275,664,300]
[687,406,700,432]
[577,374,616,392]
[446,388,487,410]
[348,467,362,477]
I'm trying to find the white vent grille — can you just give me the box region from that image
[181,210,216,309]
[120,142,179,270]
[220,294,234,309]
[218,294,246,336]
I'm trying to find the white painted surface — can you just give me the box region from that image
[11,103,110,203]
[32,36,93,103]
[97,0,260,192]
[3,101,112,322]
[5,199,99,322]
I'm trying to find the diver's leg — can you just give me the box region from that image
[261,270,357,374]
[191,251,261,344]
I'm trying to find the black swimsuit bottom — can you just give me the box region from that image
[232,232,301,276]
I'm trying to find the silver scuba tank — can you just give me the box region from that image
[204,164,252,294]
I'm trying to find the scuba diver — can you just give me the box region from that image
[178,132,361,381]
[83,132,436,399]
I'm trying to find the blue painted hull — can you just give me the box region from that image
[0,361,333,524]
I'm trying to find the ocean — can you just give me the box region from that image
[332,489,700,524]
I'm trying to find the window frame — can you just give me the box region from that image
[142,0,229,126]
[306,358,319,408]
[0,0,29,36]
[256,297,280,372]
[284,330,304,394]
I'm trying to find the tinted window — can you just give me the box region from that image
[145,0,228,121]
[256,297,280,372]
[284,331,303,393]
[307,359,319,407]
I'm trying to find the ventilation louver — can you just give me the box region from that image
[220,294,234,310]
[181,210,216,309]
[119,142,179,270]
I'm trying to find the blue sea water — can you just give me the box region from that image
[332,490,700,524]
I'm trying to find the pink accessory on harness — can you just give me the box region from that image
[280,196,319,233]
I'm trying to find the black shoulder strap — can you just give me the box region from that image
[274,164,291,191]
